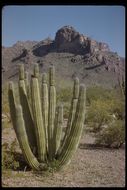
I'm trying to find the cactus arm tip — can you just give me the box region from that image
[42,73,47,83]
[19,64,25,80]
[33,63,39,78]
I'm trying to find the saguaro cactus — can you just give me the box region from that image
[8,64,86,171]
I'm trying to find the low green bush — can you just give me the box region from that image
[2,140,28,171]
[2,140,20,170]
[2,84,9,114]
[57,87,72,118]
[2,83,20,119]
[109,97,125,120]
[86,86,125,130]
[86,85,113,105]
[86,99,113,132]
[2,121,11,129]
[57,87,72,103]
[95,120,125,148]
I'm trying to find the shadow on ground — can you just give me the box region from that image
[78,143,125,150]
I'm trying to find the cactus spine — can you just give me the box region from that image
[8,64,86,171]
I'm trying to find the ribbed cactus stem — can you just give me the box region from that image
[49,66,55,86]
[24,71,32,109]
[15,105,40,170]
[73,77,79,98]
[33,63,39,78]
[52,104,63,157]
[48,66,56,161]
[8,64,86,171]
[24,71,30,96]
[67,77,79,134]
[19,64,25,80]
[25,71,29,87]
[18,80,37,153]
[31,77,46,162]
[120,75,125,97]
[42,73,49,153]
[42,73,47,83]
[8,82,17,132]
[66,77,79,135]
[57,84,86,169]
[19,80,27,94]
[56,105,63,152]
[58,77,79,155]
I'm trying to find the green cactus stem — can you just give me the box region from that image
[31,76,46,162]
[48,66,56,161]
[52,104,63,158]
[49,65,55,86]
[8,82,17,133]
[24,71,30,97]
[8,82,40,170]
[33,63,39,78]
[57,84,86,169]
[65,77,79,137]
[18,79,37,153]
[55,104,63,153]
[42,73,49,151]
[25,71,29,88]
[19,64,25,80]
[58,77,79,155]
[8,64,86,171]
[15,105,40,170]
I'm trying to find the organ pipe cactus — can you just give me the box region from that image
[8,64,86,171]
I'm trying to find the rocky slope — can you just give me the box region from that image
[2,26,125,88]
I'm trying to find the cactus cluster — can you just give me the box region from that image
[8,64,86,171]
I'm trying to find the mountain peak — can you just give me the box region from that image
[2,25,125,88]
[54,25,110,54]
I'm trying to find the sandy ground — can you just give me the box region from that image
[2,124,125,187]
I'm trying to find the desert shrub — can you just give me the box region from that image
[86,99,113,132]
[57,87,72,103]
[2,82,21,130]
[57,87,72,118]
[86,85,113,105]
[109,97,125,120]
[2,139,30,171]
[85,87,125,148]
[62,102,70,118]
[2,140,20,170]
[2,121,11,129]
[86,85,125,129]
[2,83,9,114]
[2,82,20,117]
[95,120,125,148]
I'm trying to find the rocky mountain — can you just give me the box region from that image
[2,25,125,88]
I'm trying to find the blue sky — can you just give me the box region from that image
[2,6,125,57]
